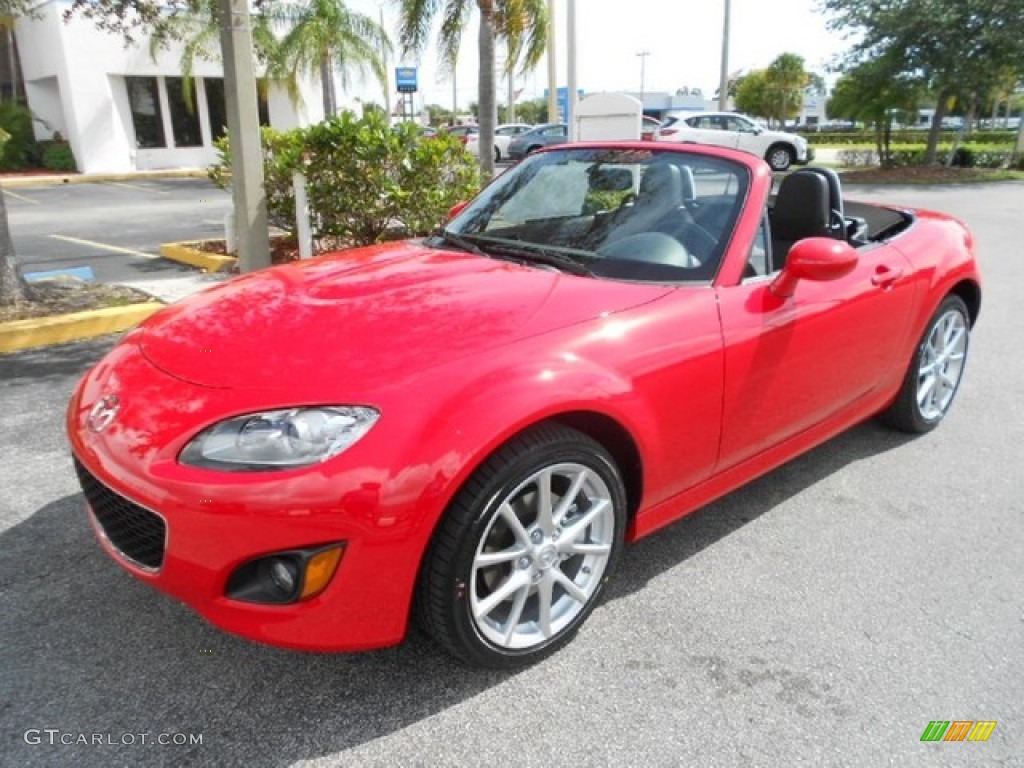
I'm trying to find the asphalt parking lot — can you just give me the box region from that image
[1,181,1022,767]
[5,178,231,283]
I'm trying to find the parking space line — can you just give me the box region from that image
[3,189,39,204]
[49,234,160,259]
[103,181,168,194]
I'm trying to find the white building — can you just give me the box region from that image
[13,1,324,173]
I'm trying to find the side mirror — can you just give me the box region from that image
[446,201,469,221]
[770,237,858,298]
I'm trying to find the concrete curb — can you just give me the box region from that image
[0,302,165,355]
[0,169,209,188]
[160,241,236,273]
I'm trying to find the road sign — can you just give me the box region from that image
[396,67,418,93]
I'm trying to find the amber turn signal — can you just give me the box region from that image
[300,545,345,600]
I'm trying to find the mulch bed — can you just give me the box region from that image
[0,277,153,323]
[193,235,354,271]
[839,166,1006,184]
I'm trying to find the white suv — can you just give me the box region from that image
[656,111,811,171]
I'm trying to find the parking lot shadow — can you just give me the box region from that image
[0,421,913,767]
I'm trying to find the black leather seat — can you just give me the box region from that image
[800,167,845,239]
[769,171,831,271]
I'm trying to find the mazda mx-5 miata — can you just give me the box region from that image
[68,143,980,668]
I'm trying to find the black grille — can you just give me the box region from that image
[73,457,166,570]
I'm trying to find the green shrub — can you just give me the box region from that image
[0,103,38,170]
[40,141,77,172]
[805,129,1018,147]
[210,127,310,231]
[209,112,480,246]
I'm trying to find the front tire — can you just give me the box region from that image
[766,144,794,171]
[417,424,626,668]
[880,295,970,433]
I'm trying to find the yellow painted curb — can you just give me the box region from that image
[0,170,209,189]
[0,302,165,354]
[160,241,236,273]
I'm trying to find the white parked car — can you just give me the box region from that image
[656,111,811,171]
[465,123,534,162]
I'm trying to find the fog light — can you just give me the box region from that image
[226,543,345,605]
[268,557,299,596]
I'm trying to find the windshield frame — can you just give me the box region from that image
[444,146,752,284]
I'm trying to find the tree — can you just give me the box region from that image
[147,0,278,114]
[733,71,770,120]
[825,0,1024,164]
[271,0,390,118]
[514,97,547,125]
[398,0,547,178]
[0,0,37,305]
[763,53,809,125]
[828,56,922,165]
[733,54,811,125]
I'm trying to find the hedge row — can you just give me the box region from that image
[837,146,1022,169]
[209,112,481,248]
[804,130,1018,146]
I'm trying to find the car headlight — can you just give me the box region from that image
[179,406,379,470]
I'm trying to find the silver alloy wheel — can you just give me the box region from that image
[469,462,615,650]
[916,306,968,421]
[767,146,792,171]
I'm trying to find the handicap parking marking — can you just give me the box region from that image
[24,265,96,282]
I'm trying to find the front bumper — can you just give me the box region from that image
[67,342,432,652]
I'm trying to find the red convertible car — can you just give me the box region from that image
[68,143,980,668]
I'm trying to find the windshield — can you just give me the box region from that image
[441,147,750,282]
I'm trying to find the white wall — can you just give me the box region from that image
[15,1,315,173]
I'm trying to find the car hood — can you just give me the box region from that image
[138,241,671,393]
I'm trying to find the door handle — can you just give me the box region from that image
[871,265,904,288]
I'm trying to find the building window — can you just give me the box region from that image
[204,78,228,142]
[165,77,203,147]
[126,77,166,148]
[203,78,270,143]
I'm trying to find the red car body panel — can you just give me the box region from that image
[68,143,981,652]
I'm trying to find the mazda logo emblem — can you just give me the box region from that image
[87,395,121,433]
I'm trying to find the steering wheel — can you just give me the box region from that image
[654,216,719,265]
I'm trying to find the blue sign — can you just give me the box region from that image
[544,87,584,122]
[396,67,418,93]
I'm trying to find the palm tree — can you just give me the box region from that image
[271,0,390,118]
[147,0,278,114]
[398,0,547,178]
[497,0,548,123]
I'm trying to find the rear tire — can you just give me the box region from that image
[880,295,970,433]
[416,424,626,668]
[766,144,794,172]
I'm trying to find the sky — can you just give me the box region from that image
[347,0,853,113]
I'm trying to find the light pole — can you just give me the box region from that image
[718,0,731,110]
[547,0,558,122]
[566,0,577,139]
[636,50,650,107]
[380,4,391,123]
